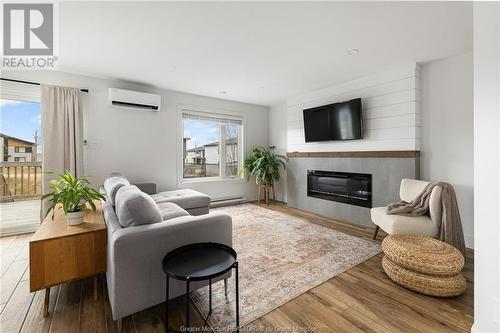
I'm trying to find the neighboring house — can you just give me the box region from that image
[202,141,220,165]
[0,133,37,162]
[185,138,238,165]
[185,146,206,164]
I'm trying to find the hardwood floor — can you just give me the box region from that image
[0,202,473,332]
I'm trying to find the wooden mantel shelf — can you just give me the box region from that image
[286,151,420,158]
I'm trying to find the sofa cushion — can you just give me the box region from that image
[115,185,162,228]
[371,206,438,237]
[151,189,210,211]
[157,202,189,221]
[104,173,130,206]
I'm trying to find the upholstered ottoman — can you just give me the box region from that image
[381,235,466,297]
[151,189,211,216]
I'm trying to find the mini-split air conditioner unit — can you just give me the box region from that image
[108,88,161,111]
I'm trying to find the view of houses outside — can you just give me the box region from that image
[224,123,240,177]
[183,117,241,178]
[0,99,42,202]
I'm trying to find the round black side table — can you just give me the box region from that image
[162,242,239,333]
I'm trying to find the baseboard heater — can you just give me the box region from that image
[210,195,247,207]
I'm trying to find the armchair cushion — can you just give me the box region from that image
[371,206,438,237]
[115,185,162,228]
[400,178,430,203]
[428,185,443,229]
[399,178,443,227]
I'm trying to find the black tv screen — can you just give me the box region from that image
[303,105,331,142]
[303,98,363,142]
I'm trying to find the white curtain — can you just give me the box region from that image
[41,85,83,216]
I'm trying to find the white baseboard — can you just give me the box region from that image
[471,323,500,333]
[465,234,474,249]
[211,196,247,207]
[471,298,500,332]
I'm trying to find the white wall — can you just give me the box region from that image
[269,102,288,202]
[3,71,269,201]
[420,53,474,248]
[271,58,476,249]
[286,64,420,152]
[473,2,500,332]
[271,63,421,202]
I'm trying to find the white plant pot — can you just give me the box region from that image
[66,210,86,226]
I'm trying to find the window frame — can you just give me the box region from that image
[177,105,245,185]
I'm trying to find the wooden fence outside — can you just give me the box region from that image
[1,162,42,202]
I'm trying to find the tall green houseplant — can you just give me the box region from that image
[241,146,286,204]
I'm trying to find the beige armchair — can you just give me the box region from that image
[371,179,443,240]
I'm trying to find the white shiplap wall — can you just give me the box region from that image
[287,64,420,152]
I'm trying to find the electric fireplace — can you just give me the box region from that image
[307,170,372,208]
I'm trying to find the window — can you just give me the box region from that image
[1,97,41,163]
[0,83,42,235]
[182,112,243,180]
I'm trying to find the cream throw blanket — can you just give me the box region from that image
[387,182,466,256]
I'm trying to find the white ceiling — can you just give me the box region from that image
[59,2,472,106]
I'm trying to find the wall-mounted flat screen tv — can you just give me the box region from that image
[303,98,363,142]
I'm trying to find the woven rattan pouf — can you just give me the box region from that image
[381,235,466,297]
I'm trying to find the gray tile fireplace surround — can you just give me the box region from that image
[287,156,419,227]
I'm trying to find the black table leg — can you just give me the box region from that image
[209,278,212,316]
[235,262,239,332]
[165,276,169,333]
[186,279,190,328]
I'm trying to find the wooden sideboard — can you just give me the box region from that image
[29,200,106,317]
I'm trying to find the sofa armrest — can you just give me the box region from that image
[106,212,232,320]
[133,182,157,195]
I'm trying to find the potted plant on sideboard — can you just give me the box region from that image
[42,171,105,225]
[241,146,286,205]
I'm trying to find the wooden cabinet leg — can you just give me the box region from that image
[93,276,98,301]
[43,288,50,317]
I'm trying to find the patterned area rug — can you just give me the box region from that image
[191,204,381,331]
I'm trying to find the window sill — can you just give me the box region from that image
[179,176,245,185]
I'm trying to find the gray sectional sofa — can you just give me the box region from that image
[100,173,232,329]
